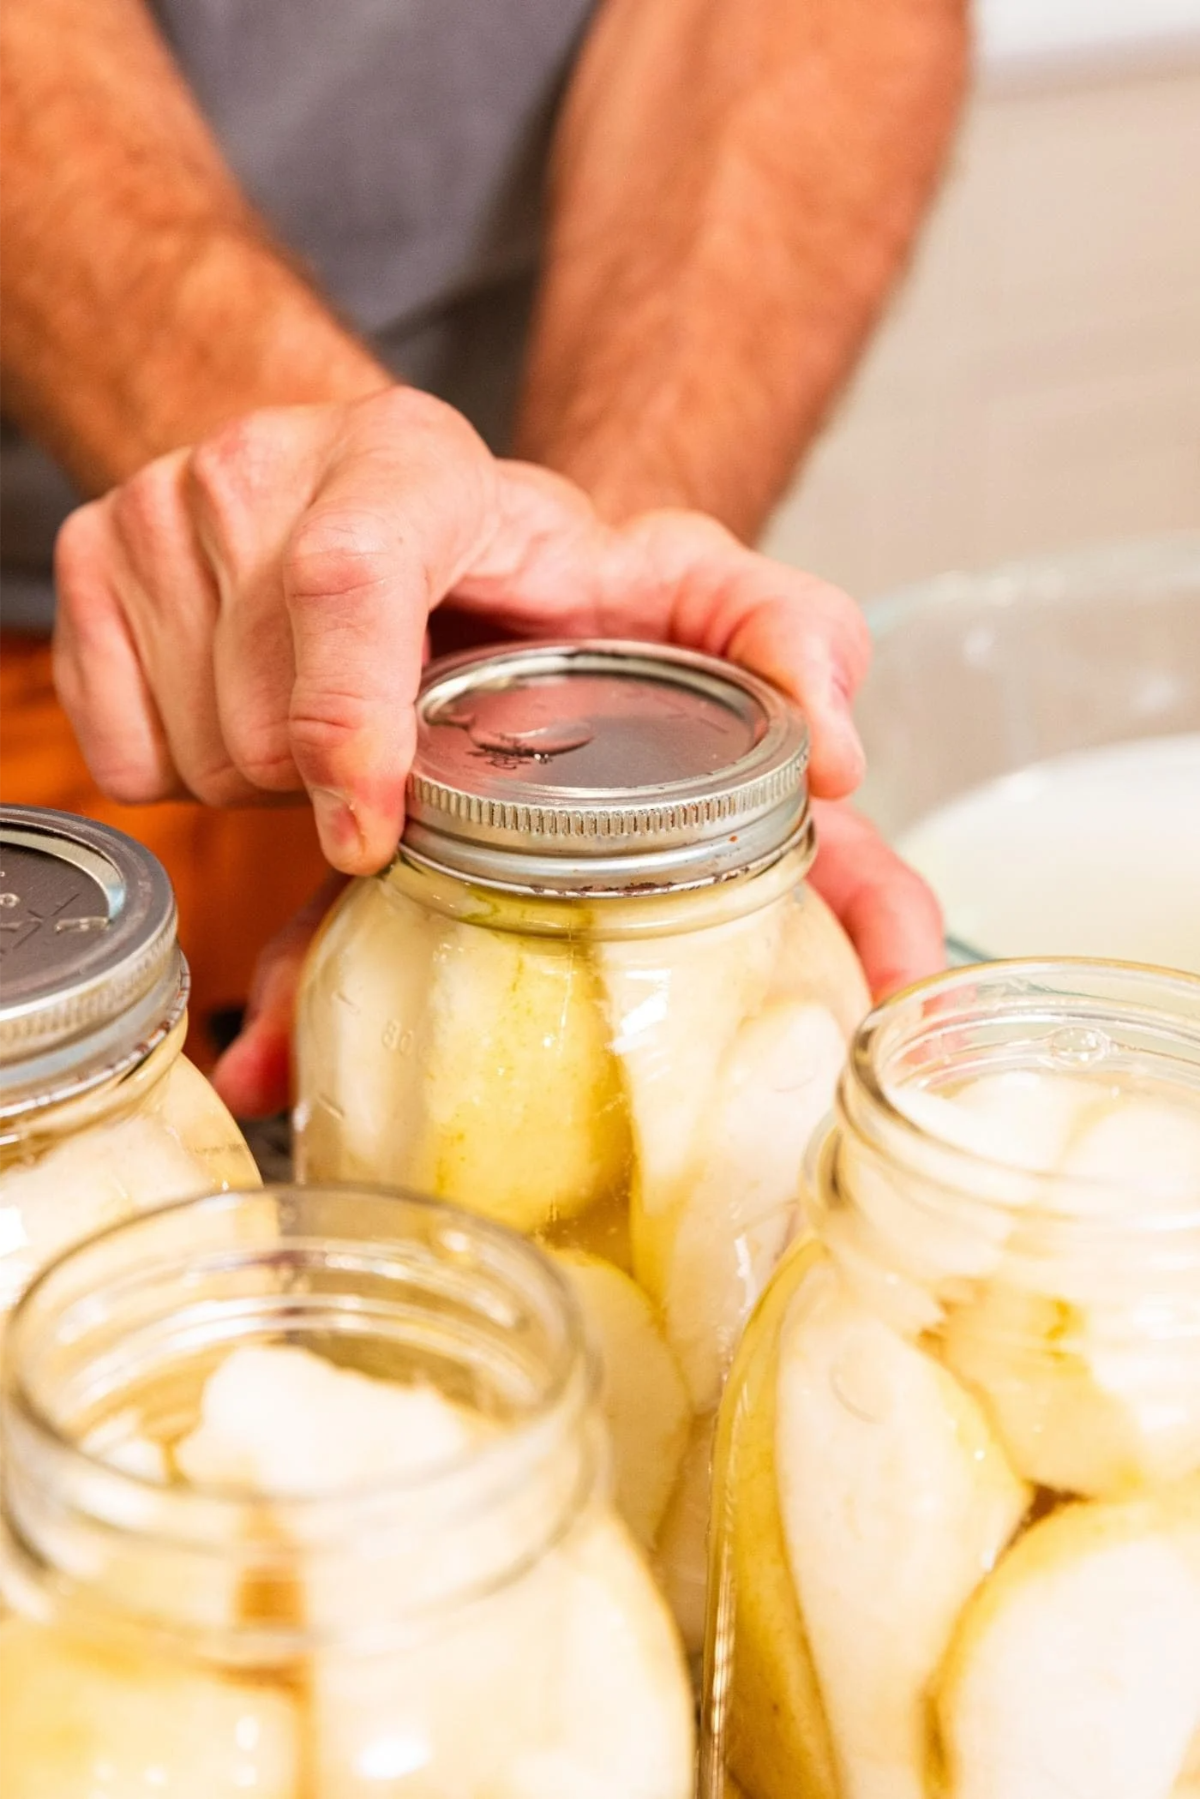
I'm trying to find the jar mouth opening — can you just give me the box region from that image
[839,957,1200,1230]
[4,1186,592,1511]
[1,1189,600,1644]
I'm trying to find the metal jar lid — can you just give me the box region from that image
[404,641,813,894]
[0,808,187,1119]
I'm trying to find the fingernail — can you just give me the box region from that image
[311,788,364,866]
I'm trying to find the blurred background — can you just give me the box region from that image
[761,2,1200,977]
[765,0,1200,595]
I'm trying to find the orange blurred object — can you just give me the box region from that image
[1,633,330,1070]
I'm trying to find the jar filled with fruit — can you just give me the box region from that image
[702,959,1200,1799]
[0,807,259,1331]
[0,1184,695,1796]
[294,642,869,1641]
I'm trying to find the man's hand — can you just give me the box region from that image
[54,384,945,1117]
[54,386,874,873]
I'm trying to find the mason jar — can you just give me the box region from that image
[0,1184,695,1796]
[294,642,869,1641]
[702,959,1200,1799]
[0,807,259,1327]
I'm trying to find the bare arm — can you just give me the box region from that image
[0,0,386,493]
[515,0,969,540]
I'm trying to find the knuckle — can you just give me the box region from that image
[225,720,297,791]
[187,762,251,807]
[53,505,129,643]
[288,698,367,765]
[358,386,499,525]
[155,716,258,803]
[187,414,282,567]
[93,754,174,807]
[284,507,396,605]
[108,458,186,553]
[653,507,735,547]
[634,509,739,573]
[365,385,485,461]
[188,418,255,511]
[53,503,107,600]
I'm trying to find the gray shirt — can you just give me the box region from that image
[1,0,598,629]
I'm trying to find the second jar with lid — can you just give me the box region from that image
[295,642,869,1638]
[0,806,259,1332]
[702,959,1200,1799]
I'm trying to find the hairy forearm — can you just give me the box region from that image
[0,0,385,494]
[516,0,969,540]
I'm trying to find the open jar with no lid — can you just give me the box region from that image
[703,959,1200,1799]
[0,1184,694,1796]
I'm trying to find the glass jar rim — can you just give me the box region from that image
[835,957,1200,1231]
[0,1186,600,1650]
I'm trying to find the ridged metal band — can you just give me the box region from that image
[403,801,816,897]
[408,752,805,846]
[0,956,189,1124]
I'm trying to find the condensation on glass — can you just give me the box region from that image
[0,1186,695,1795]
[702,960,1200,1799]
[0,807,259,1332]
[293,642,869,1647]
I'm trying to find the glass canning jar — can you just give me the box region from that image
[0,807,259,1328]
[0,1185,695,1797]
[294,642,869,1644]
[702,960,1200,1799]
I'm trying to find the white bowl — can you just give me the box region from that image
[856,534,1200,968]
